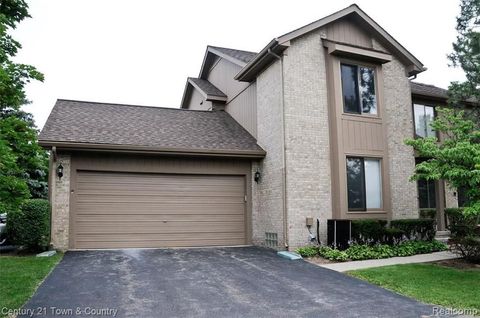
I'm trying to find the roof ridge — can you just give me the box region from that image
[410,81,447,89]
[56,99,213,113]
[207,45,258,55]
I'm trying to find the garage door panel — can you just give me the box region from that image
[74,171,247,249]
[76,203,245,215]
[75,221,246,234]
[75,237,247,249]
[76,195,245,204]
[75,214,245,222]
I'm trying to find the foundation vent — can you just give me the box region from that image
[265,232,278,248]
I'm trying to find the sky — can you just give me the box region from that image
[12,0,466,129]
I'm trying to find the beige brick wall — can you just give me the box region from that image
[50,154,71,251]
[282,32,332,248]
[253,60,286,249]
[445,183,459,209]
[382,56,419,219]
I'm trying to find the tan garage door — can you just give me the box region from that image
[74,171,246,249]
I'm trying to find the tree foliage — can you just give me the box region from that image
[406,108,480,217]
[447,0,480,122]
[0,0,47,212]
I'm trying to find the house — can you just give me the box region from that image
[39,4,461,251]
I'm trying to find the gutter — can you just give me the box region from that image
[38,141,266,159]
[266,48,290,250]
[235,39,281,82]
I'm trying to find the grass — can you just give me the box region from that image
[348,263,480,312]
[0,253,63,317]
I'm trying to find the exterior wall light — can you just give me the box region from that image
[254,171,261,183]
[57,164,64,179]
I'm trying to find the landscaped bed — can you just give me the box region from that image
[0,253,63,317]
[348,262,480,314]
[296,240,448,262]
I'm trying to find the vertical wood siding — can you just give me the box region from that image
[207,59,258,137]
[325,17,373,48]
[188,89,211,111]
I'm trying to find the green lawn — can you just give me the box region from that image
[349,263,480,312]
[0,253,63,317]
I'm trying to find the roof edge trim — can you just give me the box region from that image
[38,141,266,158]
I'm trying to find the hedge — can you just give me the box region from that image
[7,199,50,251]
[351,218,436,245]
[390,219,436,241]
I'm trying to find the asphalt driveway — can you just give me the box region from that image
[21,247,440,318]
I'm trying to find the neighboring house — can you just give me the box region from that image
[40,4,460,251]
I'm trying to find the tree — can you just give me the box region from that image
[405,109,480,217]
[447,0,480,123]
[0,0,44,111]
[0,0,47,209]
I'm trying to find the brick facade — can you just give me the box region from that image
[382,57,420,219]
[282,32,332,247]
[50,154,71,251]
[253,60,286,248]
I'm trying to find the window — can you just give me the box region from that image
[417,179,436,209]
[341,64,377,115]
[414,104,435,138]
[346,157,382,211]
[415,159,436,209]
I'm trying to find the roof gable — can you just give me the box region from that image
[198,46,257,79]
[180,78,227,109]
[236,4,425,81]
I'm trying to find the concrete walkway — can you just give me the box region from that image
[317,251,459,272]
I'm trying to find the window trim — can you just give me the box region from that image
[346,156,383,212]
[340,62,379,117]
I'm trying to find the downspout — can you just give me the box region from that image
[267,48,289,250]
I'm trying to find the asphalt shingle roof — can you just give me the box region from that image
[188,78,227,98]
[39,99,265,155]
[209,46,257,64]
[410,82,448,100]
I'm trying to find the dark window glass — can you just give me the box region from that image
[346,157,366,210]
[341,64,360,113]
[417,179,436,209]
[414,104,436,138]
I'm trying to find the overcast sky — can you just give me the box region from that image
[13,0,465,129]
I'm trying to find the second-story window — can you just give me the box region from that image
[414,104,435,138]
[341,63,377,115]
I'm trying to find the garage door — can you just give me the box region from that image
[74,171,246,249]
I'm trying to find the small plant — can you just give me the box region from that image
[296,246,319,258]
[318,246,348,262]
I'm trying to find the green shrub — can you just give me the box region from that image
[318,246,348,262]
[351,219,388,245]
[449,236,480,263]
[419,208,436,219]
[7,199,50,251]
[383,228,405,245]
[445,208,480,262]
[296,246,318,258]
[445,208,478,237]
[390,219,436,241]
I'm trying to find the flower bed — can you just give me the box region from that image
[296,240,448,262]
